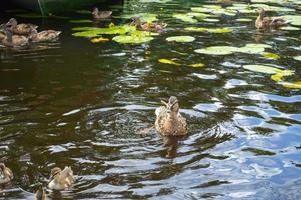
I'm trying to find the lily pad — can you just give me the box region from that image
[271,70,294,81]
[282,81,301,89]
[235,18,253,22]
[243,65,283,74]
[158,59,180,66]
[262,52,280,60]
[90,37,109,43]
[280,26,301,31]
[112,34,153,44]
[283,15,301,26]
[166,36,195,43]
[189,63,205,67]
[202,18,220,22]
[69,19,93,23]
[293,56,301,61]
[118,13,158,23]
[173,13,197,23]
[195,46,239,55]
[72,25,136,37]
[185,27,233,33]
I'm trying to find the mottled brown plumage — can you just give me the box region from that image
[155,96,187,136]
[48,166,74,190]
[0,163,13,185]
[6,18,38,35]
[92,8,112,19]
[0,24,29,47]
[34,186,46,200]
[255,8,289,29]
[29,29,61,42]
[130,17,167,32]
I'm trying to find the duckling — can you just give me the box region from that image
[34,186,46,200]
[48,167,74,190]
[6,18,38,35]
[131,17,167,33]
[29,29,61,42]
[155,96,187,136]
[0,24,29,47]
[255,8,289,29]
[0,163,13,185]
[92,7,112,19]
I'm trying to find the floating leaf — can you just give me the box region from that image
[271,70,294,81]
[282,81,301,89]
[189,63,205,67]
[283,15,301,26]
[166,36,195,43]
[238,47,265,54]
[243,65,283,74]
[280,26,301,31]
[244,43,272,49]
[172,13,197,23]
[90,37,109,43]
[294,56,301,61]
[72,25,136,37]
[202,18,220,22]
[69,19,92,23]
[195,46,239,55]
[118,13,158,22]
[158,59,181,66]
[185,27,233,33]
[112,35,153,44]
[262,52,280,60]
[235,18,253,22]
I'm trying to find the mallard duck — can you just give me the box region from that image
[6,18,38,35]
[0,163,13,185]
[131,17,167,32]
[0,24,29,47]
[48,167,74,190]
[155,96,187,136]
[35,186,46,200]
[29,29,61,42]
[92,7,112,19]
[255,8,289,29]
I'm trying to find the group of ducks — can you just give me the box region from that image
[0,18,61,47]
[0,163,74,200]
[0,96,186,199]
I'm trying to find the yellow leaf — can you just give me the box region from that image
[270,70,294,82]
[282,81,301,89]
[90,37,109,43]
[262,52,280,60]
[109,22,115,28]
[189,63,205,67]
[158,59,180,66]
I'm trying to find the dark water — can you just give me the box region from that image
[0,0,301,199]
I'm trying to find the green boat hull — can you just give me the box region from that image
[11,0,121,14]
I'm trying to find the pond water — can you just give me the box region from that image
[0,0,301,199]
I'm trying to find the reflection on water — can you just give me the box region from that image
[0,0,301,199]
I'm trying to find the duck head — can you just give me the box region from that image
[6,18,18,28]
[49,167,61,180]
[92,7,99,16]
[161,96,179,116]
[256,7,265,17]
[130,17,141,27]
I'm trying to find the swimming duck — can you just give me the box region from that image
[29,29,61,42]
[155,96,187,136]
[48,167,74,190]
[92,7,112,19]
[255,8,289,29]
[6,18,38,35]
[130,17,167,32]
[0,24,29,47]
[0,163,13,185]
[35,186,46,200]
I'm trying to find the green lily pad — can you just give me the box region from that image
[158,59,181,66]
[294,56,301,61]
[72,25,136,37]
[235,18,253,22]
[244,43,272,49]
[189,63,205,67]
[69,19,93,23]
[238,47,265,54]
[173,13,197,23]
[166,36,195,43]
[262,52,280,60]
[118,13,158,23]
[185,27,233,33]
[112,35,153,44]
[202,18,220,22]
[280,26,301,30]
[250,4,295,12]
[243,64,283,74]
[195,46,239,55]
[282,81,301,89]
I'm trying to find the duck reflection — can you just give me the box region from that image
[162,136,184,158]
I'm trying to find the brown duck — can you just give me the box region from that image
[0,24,29,47]
[92,7,112,19]
[255,8,289,29]
[130,17,167,32]
[0,163,13,185]
[34,186,46,200]
[6,18,38,35]
[29,29,61,42]
[155,96,187,136]
[48,166,75,190]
